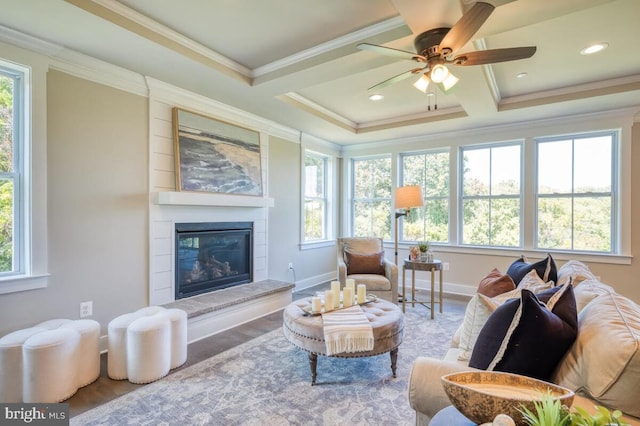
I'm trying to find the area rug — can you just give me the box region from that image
[71,305,464,426]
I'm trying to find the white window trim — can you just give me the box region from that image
[399,148,451,244]
[300,141,338,250]
[0,46,49,294]
[533,130,619,254]
[349,154,392,239]
[458,141,523,248]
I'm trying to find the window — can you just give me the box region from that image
[303,152,328,241]
[351,156,391,239]
[400,150,449,243]
[460,143,522,247]
[0,65,24,277]
[536,131,616,252]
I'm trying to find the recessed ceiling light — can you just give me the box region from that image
[369,94,384,101]
[426,92,435,97]
[516,72,528,79]
[580,42,609,55]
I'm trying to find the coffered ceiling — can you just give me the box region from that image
[1,0,639,145]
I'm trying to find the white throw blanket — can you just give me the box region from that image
[322,305,374,356]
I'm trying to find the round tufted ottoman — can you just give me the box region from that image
[282,298,404,385]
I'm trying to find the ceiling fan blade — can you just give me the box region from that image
[439,2,495,55]
[357,43,426,62]
[367,68,423,91]
[452,46,537,66]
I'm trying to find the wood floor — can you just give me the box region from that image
[68,283,467,418]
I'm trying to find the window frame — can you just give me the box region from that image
[399,149,450,244]
[0,51,49,294]
[303,150,329,243]
[458,141,523,248]
[534,130,618,253]
[350,155,392,239]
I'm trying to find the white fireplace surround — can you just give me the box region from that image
[149,192,274,305]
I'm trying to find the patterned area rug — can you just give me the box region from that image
[71,304,464,426]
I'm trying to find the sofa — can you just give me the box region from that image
[337,237,398,304]
[407,260,640,425]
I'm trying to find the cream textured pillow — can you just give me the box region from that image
[556,260,598,287]
[457,293,498,361]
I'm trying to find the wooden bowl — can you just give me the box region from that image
[441,371,575,425]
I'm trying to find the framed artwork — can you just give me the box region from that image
[172,107,263,196]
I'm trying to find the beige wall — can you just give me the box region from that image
[0,70,148,336]
[267,136,337,286]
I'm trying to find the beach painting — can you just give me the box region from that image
[173,108,263,196]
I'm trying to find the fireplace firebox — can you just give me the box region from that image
[175,222,253,300]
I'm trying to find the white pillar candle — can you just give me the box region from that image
[343,286,353,307]
[324,290,335,312]
[357,284,366,304]
[331,281,341,308]
[345,278,355,290]
[311,296,322,313]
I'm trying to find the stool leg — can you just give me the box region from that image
[308,353,317,386]
[390,348,398,378]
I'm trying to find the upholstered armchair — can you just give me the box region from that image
[337,237,398,304]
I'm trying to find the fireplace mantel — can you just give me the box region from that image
[151,191,274,208]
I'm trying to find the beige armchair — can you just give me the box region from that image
[337,237,398,304]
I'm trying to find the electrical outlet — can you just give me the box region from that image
[288,262,294,271]
[80,301,93,318]
[442,262,450,271]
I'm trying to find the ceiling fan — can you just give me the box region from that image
[358,1,536,94]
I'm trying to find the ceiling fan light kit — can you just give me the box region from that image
[358,1,536,98]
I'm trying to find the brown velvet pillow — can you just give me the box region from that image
[477,268,516,297]
[345,250,385,275]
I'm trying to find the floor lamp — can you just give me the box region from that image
[394,186,424,266]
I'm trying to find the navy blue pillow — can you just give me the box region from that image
[506,254,557,286]
[468,284,577,381]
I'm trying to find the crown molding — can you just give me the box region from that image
[50,49,148,97]
[0,25,63,56]
[64,0,251,84]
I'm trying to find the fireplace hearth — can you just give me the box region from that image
[175,222,253,300]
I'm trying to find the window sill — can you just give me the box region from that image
[409,244,632,265]
[300,240,336,250]
[0,274,50,295]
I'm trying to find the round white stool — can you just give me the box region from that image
[22,328,80,402]
[161,309,188,369]
[126,315,171,384]
[0,327,46,403]
[62,319,101,386]
[107,312,140,380]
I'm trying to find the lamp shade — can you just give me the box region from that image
[394,186,424,210]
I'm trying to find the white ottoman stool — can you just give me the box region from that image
[0,319,100,403]
[0,327,46,403]
[23,328,80,403]
[161,309,188,369]
[127,316,171,384]
[107,312,142,380]
[62,320,101,387]
[107,306,188,383]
